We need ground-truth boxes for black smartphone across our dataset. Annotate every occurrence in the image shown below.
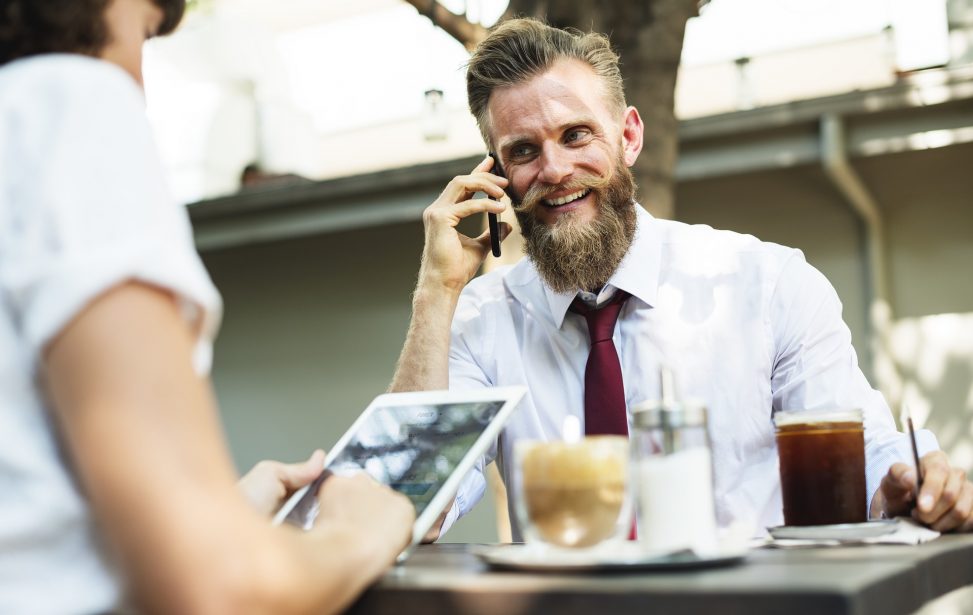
[487,152,503,258]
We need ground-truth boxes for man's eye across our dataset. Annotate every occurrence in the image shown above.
[510,144,534,158]
[565,128,591,143]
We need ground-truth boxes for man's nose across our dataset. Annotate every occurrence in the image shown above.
[536,145,573,186]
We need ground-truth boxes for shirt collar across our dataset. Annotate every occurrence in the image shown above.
[505,204,663,329]
[606,204,662,309]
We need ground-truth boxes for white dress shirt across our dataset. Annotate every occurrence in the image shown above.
[445,205,936,538]
[0,55,221,613]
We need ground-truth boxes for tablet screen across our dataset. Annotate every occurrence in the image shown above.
[280,399,506,529]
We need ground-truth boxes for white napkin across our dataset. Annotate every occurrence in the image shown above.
[761,518,940,548]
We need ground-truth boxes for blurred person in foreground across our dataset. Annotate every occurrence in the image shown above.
[0,1,413,613]
[390,18,973,538]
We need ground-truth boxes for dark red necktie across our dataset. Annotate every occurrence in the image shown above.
[571,291,631,436]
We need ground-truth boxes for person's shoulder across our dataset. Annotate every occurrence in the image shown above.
[456,260,541,322]
[655,217,798,266]
[461,263,518,304]
[452,262,530,342]
[0,55,153,171]
[0,54,142,113]
[1,53,137,89]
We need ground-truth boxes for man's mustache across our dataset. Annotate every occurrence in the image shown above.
[513,173,615,215]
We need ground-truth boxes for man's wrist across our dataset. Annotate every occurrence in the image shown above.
[413,275,465,306]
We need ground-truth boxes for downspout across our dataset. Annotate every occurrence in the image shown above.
[820,113,901,401]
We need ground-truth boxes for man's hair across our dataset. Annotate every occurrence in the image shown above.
[466,17,626,148]
[0,0,185,66]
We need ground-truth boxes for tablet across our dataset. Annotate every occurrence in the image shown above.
[272,386,526,553]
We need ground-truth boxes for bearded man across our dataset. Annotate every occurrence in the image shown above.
[390,18,973,538]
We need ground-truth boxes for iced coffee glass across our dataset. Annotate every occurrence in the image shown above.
[512,436,630,549]
[774,408,866,526]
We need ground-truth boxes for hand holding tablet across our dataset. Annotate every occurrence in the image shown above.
[273,387,526,558]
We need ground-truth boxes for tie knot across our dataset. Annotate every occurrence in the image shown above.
[571,291,631,344]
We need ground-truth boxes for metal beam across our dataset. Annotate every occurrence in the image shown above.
[677,97,973,181]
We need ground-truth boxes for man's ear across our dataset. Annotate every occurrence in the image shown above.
[621,106,644,167]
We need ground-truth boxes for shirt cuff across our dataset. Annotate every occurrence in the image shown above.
[436,466,486,539]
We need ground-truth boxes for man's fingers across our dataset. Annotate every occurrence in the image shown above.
[474,221,514,253]
[474,154,494,173]
[925,467,966,528]
[438,172,508,205]
[427,197,505,230]
[916,451,950,520]
[471,228,495,257]
[885,452,973,533]
[884,462,917,499]
[931,478,973,532]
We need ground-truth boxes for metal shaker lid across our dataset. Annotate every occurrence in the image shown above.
[632,401,708,429]
[631,367,708,429]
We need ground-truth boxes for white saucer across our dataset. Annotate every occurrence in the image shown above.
[767,520,898,541]
[474,542,748,572]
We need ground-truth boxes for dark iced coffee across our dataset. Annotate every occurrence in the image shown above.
[774,409,866,526]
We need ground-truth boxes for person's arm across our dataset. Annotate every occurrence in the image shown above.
[389,155,509,392]
[46,282,414,615]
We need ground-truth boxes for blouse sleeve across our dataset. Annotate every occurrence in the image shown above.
[0,58,221,373]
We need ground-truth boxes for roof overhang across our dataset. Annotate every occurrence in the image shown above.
[189,64,973,251]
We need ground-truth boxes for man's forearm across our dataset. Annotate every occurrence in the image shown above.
[389,282,462,392]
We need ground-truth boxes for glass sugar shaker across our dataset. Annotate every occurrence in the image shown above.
[630,367,718,554]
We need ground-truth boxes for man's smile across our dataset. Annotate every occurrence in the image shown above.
[543,188,591,208]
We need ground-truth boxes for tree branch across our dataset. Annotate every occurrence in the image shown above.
[401,0,489,51]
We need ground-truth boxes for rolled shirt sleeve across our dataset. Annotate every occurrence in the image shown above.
[435,455,487,538]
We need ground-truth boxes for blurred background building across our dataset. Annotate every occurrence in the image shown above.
[144,0,973,542]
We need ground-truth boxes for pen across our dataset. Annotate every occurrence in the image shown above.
[904,404,924,497]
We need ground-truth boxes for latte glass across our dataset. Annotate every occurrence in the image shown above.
[512,436,631,549]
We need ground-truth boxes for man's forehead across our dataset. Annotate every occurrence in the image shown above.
[487,61,607,147]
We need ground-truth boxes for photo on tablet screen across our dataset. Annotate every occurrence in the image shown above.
[329,401,504,516]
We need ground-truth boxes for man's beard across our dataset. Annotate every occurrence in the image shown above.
[513,154,638,294]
